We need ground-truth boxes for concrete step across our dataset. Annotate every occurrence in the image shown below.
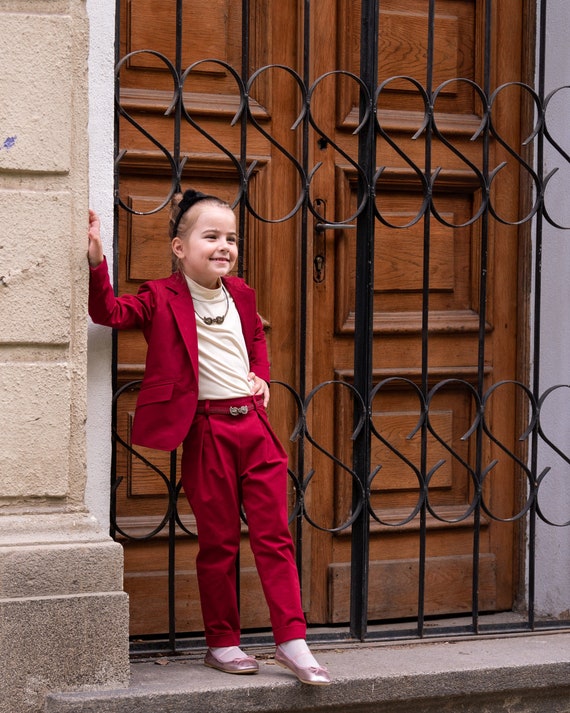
[45,632,570,713]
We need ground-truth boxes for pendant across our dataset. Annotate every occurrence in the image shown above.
[202,315,226,325]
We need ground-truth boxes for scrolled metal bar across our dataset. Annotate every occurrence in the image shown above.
[429,77,491,228]
[541,85,570,229]
[180,58,248,198]
[247,64,308,129]
[308,70,371,136]
[374,76,431,229]
[300,381,367,533]
[537,384,570,462]
[267,380,305,523]
[424,379,482,524]
[533,385,570,526]
[543,86,570,163]
[300,469,364,534]
[111,380,176,539]
[486,81,545,226]
[535,468,570,528]
[368,377,426,526]
[305,71,372,224]
[303,380,367,441]
[372,165,430,230]
[479,380,537,522]
[269,379,306,443]
[241,64,309,222]
[111,432,177,540]
[115,50,181,214]
[533,466,570,528]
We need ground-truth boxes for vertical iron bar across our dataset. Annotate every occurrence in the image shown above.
[470,0,494,636]
[350,0,379,641]
[295,0,312,580]
[528,0,548,632]
[173,0,183,191]
[235,0,253,625]
[166,0,185,652]
[168,449,178,652]
[237,0,251,277]
[417,0,436,639]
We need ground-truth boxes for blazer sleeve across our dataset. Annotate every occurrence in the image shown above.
[88,257,155,330]
[248,311,270,383]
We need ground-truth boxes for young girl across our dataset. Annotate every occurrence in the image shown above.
[87,189,331,685]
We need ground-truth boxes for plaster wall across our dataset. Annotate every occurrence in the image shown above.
[85,0,116,529]
[533,0,570,617]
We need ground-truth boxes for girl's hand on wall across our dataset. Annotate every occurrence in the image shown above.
[88,209,104,268]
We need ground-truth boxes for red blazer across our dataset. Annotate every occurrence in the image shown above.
[89,259,271,451]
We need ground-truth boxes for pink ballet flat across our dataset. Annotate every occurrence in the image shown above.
[204,648,259,675]
[275,645,332,685]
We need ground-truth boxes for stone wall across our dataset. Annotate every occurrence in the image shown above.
[0,2,129,712]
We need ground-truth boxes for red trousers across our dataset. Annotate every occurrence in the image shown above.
[180,395,307,647]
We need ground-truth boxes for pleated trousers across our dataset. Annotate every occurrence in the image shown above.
[180,395,307,647]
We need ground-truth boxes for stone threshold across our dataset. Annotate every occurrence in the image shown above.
[45,631,570,713]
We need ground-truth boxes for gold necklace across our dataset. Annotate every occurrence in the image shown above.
[194,286,229,325]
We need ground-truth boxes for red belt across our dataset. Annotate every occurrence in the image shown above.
[195,396,262,416]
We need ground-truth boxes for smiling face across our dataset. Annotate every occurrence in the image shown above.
[171,202,238,288]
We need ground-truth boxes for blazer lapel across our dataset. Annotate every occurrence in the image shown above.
[223,277,255,348]
[166,272,200,379]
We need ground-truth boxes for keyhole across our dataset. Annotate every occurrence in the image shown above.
[314,254,325,283]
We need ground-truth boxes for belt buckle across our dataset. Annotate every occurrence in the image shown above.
[229,405,249,416]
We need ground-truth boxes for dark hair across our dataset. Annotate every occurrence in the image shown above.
[169,189,229,239]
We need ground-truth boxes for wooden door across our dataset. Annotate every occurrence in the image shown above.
[305,0,525,625]
[115,0,527,637]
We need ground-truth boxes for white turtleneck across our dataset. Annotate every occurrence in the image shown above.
[184,274,253,400]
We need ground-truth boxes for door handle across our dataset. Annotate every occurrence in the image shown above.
[313,198,356,283]
[313,198,327,283]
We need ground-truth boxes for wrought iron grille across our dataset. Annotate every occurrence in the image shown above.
[112,0,570,654]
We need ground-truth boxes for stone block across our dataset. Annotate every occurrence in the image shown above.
[0,13,72,174]
[0,190,72,344]
[0,541,124,598]
[0,362,71,498]
[0,591,130,713]
[0,513,130,713]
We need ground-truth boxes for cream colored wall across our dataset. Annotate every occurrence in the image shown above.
[0,3,129,712]
[534,0,570,617]
[0,1,88,508]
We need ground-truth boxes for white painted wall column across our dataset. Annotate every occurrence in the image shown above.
[533,0,570,617]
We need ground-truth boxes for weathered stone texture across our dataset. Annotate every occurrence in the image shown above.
[0,13,72,173]
[0,190,73,343]
[0,3,130,713]
[0,362,72,498]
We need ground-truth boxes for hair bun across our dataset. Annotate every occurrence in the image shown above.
[172,189,219,236]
